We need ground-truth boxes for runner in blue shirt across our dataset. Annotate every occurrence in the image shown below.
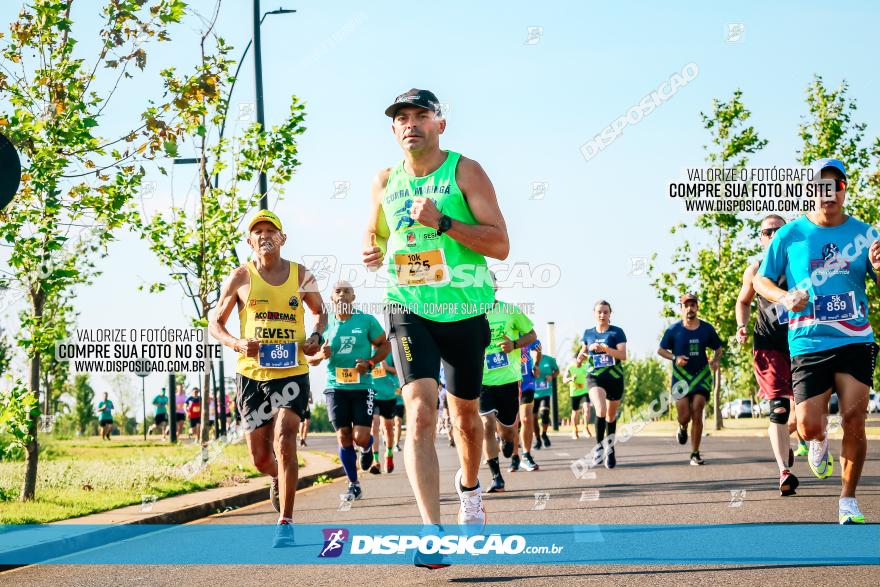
[754,158,880,524]
[512,339,542,472]
[658,293,722,465]
[577,300,628,468]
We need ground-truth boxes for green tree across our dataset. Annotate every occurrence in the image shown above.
[621,356,668,421]
[650,89,768,429]
[38,298,75,416]
[309,403,333,433]
[131,3,307,443]
[72,373,96,436]
[0,327,11,375]
[0,377,39,459]
[0,0,186,499]
[104,372,136,433]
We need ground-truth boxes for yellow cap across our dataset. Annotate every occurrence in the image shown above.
[247,209,283,232]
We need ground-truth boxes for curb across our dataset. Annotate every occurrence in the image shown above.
[127,463,344,525]
[0,462,344,570]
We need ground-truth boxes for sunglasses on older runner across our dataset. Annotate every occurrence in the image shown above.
[760,227,780,238]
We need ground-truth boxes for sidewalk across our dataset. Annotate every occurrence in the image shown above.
[0,451,343,568]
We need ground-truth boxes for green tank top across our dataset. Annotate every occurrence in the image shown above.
[382,150,493,322]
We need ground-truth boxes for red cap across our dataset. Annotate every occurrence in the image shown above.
[680,293,698,304]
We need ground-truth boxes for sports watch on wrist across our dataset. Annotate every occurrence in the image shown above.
[437,215,453,236]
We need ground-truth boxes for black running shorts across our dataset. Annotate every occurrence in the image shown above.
[374,398,396,419]
[385,303,490,401]
[532,395,551,414]
[791,343,878,404]
[325,388,374,429]
[587,375,625,401]
[571,394,589,411]
[236,372,309,430]
[478,381,520,427]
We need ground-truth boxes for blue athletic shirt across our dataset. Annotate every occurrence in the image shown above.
[659,320,721,393]
[758,215,877,356]
[520,339,541,391]
[581,325,627,379]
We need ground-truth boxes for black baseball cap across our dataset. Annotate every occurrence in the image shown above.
[385,88,441,118]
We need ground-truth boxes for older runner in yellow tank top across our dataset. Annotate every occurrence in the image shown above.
[210,210,327,547]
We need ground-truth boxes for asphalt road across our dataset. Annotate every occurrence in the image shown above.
[4,430,879,585]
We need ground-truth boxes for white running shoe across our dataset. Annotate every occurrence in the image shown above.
[808,438,833,479]
[454,468,486,530]
[839,497,865,524]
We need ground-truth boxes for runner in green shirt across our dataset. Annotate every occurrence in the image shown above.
[308,281,390,500]
[480,278,537,493]
[530,351,558,451]
[97,392,114,440]
[362,89,511,547]
[369,353,400,474]
[564,362,590,439]
[147,388,169,439]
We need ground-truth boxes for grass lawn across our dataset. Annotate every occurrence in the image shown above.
[0,435,303,525]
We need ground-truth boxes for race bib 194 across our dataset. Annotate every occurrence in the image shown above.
[258,343,298,369]
[336,367,361,384]
[394,249,449,286]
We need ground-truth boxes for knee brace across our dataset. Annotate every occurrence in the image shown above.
[540,411,550,426]
[769,397,790,425]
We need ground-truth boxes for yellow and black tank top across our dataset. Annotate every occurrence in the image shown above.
[237,261,308,380]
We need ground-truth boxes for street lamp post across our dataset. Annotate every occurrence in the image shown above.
[135,362,152,441]
[168,372,178,443]
[165,5,294,438]
[253,0,267,207]
[250,2,296,209]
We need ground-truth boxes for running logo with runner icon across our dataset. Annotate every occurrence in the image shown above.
[394,199,415,231]
[338,336,356,354]
[319,528,349,558]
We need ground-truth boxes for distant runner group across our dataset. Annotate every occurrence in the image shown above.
[196,85,877,560]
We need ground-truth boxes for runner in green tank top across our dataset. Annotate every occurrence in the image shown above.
[362,89,510,559]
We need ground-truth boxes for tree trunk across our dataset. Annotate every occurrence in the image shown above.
[713,367,724,430]
[21,294,44,501]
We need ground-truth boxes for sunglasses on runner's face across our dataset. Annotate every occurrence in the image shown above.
[760,227,780,238]
[818,178,847,192]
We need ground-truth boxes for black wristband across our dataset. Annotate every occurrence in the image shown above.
[310,332,324,345]
[513,340,519,350]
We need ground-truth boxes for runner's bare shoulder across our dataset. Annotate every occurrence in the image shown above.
[455,155,486,181]
[227,264,251,308]
[372,167,392,194]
